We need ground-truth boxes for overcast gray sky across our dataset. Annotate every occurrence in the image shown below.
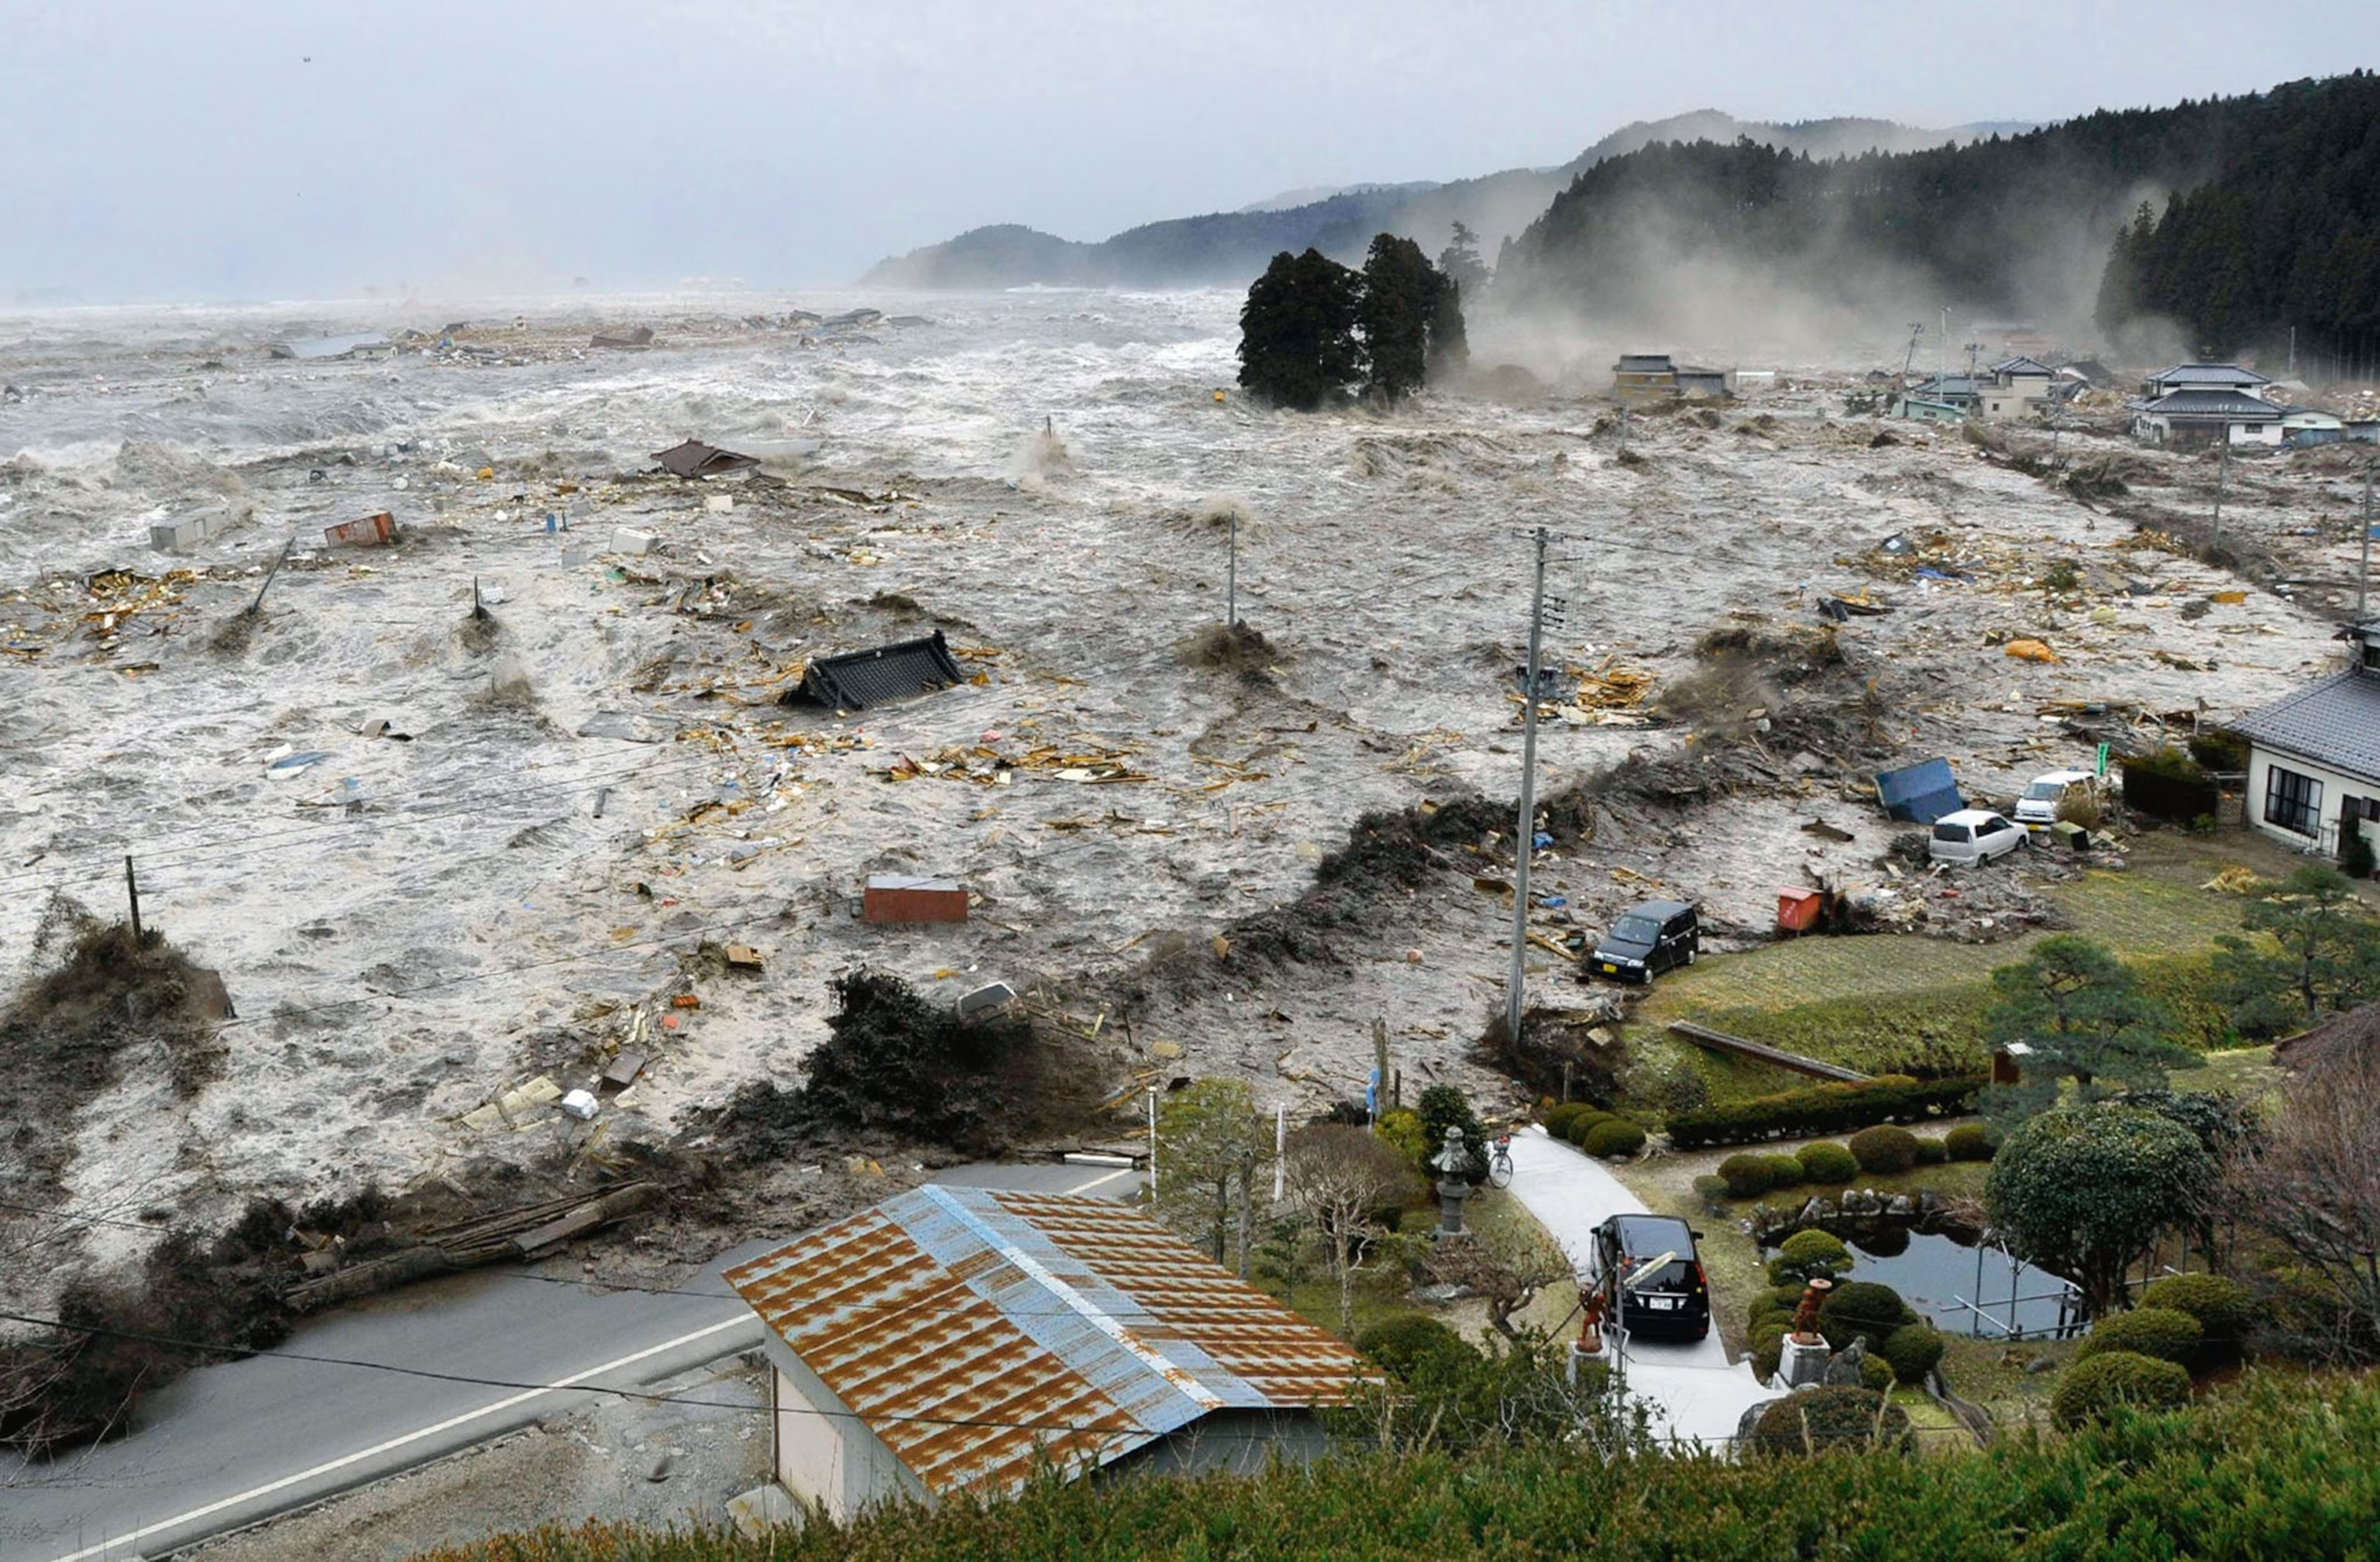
[4,0,2374,303]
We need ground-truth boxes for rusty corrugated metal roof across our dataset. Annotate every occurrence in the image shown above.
[723,1185,1366,1498]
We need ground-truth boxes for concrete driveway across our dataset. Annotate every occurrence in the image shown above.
[1503,1127,1779,1450]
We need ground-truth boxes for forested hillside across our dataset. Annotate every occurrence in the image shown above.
[1500,73,2380,364]
[860,113,2009,291]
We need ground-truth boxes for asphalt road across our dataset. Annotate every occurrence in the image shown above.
[0,1161,1144,1562]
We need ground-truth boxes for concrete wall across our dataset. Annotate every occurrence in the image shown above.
[766,1347,927,1522]
[2247,744,2380,858]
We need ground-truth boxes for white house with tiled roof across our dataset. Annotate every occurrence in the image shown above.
[2229,623,2380,858]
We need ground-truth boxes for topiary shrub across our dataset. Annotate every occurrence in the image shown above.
[1581,1118,1648,1159]
[1354,1314,1478,1380]
[1718,1153,1776,1199]
[1849,1123,1921,1174]
[1796,1141,1859,1184]
[1819,1280,1917,1350]
[2051,1349,2193,1428]
[1860,1353,1898,1392]
[1945,1123,1997,1161]
[1750,1385,1913,1455]
[2139,1274,2254,1358]
[2079,1306,2203,1368]
[1751,1334,1786,1385]
[1880,1323,1947,1385]
[1764,1154,1807,1189]
[1691,1174,1730,1204]
[1913,1136,1949,1165]
[1543,1102,1598,1139]
[1767,1229,1853,1287]
[1563,1110,1615,1147]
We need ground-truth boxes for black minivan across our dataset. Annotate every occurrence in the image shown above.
[1590,1213,1712,1343]
[1591,900,1699,983]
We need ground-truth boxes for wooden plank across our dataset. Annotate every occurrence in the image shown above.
[1666,1020,1871,1082]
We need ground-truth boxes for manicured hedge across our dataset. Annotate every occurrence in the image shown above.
[2139,1274,2254,1355]
[1718,1153,1777,1199]
[1849,1124,1921,1173]
[2081,1308,2203,1368]
[1581,1119,1648,1158]
[1749,1385,1913,1455]
[1945,1123,1998,1161]
[1881,1323,1948,1385]
[1796,1141,1859,1183]
[2053,1349,2193,1427]
[1667,1074,1987,1149]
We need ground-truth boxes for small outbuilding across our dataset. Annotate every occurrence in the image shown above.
[725,1185,1368,1521]
[652,438,760,480]
[1612,353,1677,400]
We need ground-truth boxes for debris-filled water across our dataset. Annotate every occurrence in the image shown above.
[0,290,2364,1309]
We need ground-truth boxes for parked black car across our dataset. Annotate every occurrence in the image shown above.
[1590,900,1700,983]
[1589,1213,1711,1343]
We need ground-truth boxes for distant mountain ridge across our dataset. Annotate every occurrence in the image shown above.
[860,111,2035,290]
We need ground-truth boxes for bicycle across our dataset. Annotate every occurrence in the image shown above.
[1486,1133,1515,1189]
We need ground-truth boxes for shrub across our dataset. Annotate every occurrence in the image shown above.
[1354,1314,1477,1380]
[1666,1074,1986,1149]
[1881,1323,1948,1385]
[1914,1136,1949,1165]
[1945,1123,1997,1161]
[1690,1173,1730,1204]
[1796,1141,1859,1183]
[1543,1101,1598,1139]
[2052,1350,2193,1428]
[1580,1119,1647,1159]
[1750,1335,1786,1385]
[1819,1280,1917,1350]
[1416,1085,1488,1178]
[1763,1154,1807,1189]
[1860,1353,1898,1392]
[1749,1385,1913,1455]
[1375,1107,1428,1162]
[2138,1274,2254,1355]
[1767,1229,1852,1287]
[1849,1123,1921,1174]
[2080,1307,2203,1368]
[1717,1153,1776,1199]
[1563,1110,1614,1147]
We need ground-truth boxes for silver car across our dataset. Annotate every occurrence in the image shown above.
[1928,809,2027,865]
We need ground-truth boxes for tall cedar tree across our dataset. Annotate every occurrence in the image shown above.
[1237,248,1362,410]
[1359,235,1435,402]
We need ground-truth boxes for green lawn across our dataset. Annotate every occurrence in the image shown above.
[1629,839,2266,1095]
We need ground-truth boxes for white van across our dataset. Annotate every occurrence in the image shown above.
[2014,769,2103,831]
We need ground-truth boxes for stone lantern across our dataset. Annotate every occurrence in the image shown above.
[1429,1127,1475,1237]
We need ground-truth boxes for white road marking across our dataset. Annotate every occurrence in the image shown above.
[40,1312,761,1562]
[1061,1166,1136,1196]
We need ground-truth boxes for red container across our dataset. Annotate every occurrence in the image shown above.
[863,875,968,924]
[325,511,395,548]
[1776,888,1822,933]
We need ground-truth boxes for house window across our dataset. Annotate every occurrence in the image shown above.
[2265,766,2323,838]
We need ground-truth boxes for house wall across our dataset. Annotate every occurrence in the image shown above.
[2246,745,2380,858]
[767,1348,928,1522]
[2228,421,2285,447]
[1100,1409,1334,1483]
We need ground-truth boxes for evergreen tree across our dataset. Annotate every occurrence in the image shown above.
[1236,248,1362,411]
[1982,934,2200,1126]
[1427,274,1469,381]
[1359,233,1436,402]
[1437,221,1489,297]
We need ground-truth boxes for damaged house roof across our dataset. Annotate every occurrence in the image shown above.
[788,628,965,710]
[652,439,760,480]
[723,1185,1367,1502]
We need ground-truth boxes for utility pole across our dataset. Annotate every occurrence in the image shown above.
[2212,435,2230,553]
[1903,323,1922,384]
[1939,306,1950,389]
[1505,528,1550,1043]
[2360,462,2374,622]
[1146,1086,1159,1196]
[124,855,143,941]
[1226,509,1238,629]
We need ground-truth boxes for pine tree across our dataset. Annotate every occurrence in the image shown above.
[1437,221,1489,297]
[1236,248,1362,411]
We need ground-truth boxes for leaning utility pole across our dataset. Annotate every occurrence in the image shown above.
[1505,528,1550,1043]
[1226,508,1239,628]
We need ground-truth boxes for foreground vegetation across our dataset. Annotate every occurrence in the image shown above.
[416,1373,2380,1560]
